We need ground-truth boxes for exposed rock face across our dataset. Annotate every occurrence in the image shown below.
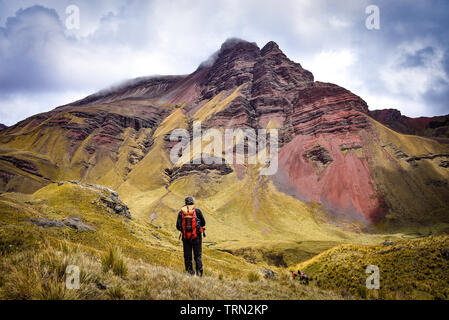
[0,156,42,177]
[165,162,233,182]
[260,268,277,279]
[59,181,132,219]
[370,109,449,141]
[0,124,7,131]
[441,248,449,260]
[56,108,169,156]
[304,146,333,165]
[30,217,94,231]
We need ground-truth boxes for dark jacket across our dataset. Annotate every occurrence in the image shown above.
[176,207,206,235]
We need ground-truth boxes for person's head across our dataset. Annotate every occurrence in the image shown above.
[185,196,194,205]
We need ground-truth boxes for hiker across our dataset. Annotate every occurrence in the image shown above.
[297,269,309,285]
[291,270,297,280]
[176,196,206,277]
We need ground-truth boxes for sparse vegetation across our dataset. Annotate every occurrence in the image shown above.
[0,168,447,300]
[247,271,260,283]
[101,247,128,277]
[0,241,343,300]
[298,236,449,300]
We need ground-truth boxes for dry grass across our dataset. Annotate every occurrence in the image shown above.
[247,271,260,283]
[101,247,128,277]
[297,235,449,300]
[0,241,344,300]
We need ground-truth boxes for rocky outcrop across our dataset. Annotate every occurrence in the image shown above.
[260,268,277,279]
[370,109,449,140]
[441,248,449,260]
[61,108,170,155]
[0,156,43,178]
[304,146,333,165]
[58,180,132,219]
[200,40,260,98]
[405,153,449,163]
[30,217,94,231]
[165,161,233,182]
[0,124,7,131]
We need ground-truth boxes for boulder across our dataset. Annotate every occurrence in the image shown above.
[441,248,449,260]
[260,268,277,279]
[30,217,93,231]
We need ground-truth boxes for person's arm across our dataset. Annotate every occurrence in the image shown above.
[176,212,182,231]
[196,208,206,227]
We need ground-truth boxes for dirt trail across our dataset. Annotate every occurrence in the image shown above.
[150,190,171,223]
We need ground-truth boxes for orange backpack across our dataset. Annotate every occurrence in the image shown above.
[181,205,199,240]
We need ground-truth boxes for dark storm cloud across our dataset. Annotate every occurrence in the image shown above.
[0,5,66,93]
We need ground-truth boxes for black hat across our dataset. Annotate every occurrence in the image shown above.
[185,196,194,205]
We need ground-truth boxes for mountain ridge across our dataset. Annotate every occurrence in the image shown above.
[0,39,448,231]
[369,108,449,143]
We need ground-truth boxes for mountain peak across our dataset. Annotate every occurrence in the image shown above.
[198,38,259,70]
[219,38,259,52]
[261,41,282,55]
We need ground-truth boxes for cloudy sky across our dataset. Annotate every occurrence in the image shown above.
[0,0,448,126]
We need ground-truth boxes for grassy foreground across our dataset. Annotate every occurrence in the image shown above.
[0,182,345,300]
[1,180,448,300]
[297,235,449,300]
[0,241,343,300]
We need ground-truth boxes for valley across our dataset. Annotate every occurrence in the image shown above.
[1,39,448,300]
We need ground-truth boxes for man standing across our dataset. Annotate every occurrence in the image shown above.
[176,196,206,276]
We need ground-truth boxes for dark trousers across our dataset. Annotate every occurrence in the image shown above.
[182,236,203,276]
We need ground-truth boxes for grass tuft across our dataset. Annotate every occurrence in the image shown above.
[101,247,128,278]
[247,271,260,283]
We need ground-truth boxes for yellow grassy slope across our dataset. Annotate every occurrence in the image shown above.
[364,118,449,230]
[297,235,449,300]
[0,182,346,300]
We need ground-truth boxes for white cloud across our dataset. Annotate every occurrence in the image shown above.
[0,90,89,125]
[303,49,362,88]
[329,16,352,29]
